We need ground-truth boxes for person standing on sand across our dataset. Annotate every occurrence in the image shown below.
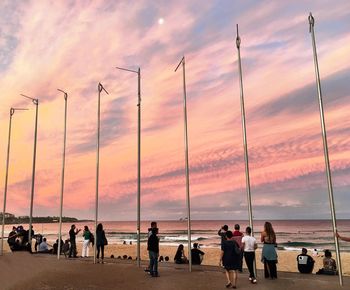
[82,225,91,257]
[261,222,278,279]
[220,231,241,289]
[96,223,107,263]
[68,224,81,258]
[242,226,257,283]
[147,227,160,277]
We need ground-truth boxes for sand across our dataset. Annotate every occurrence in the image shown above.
[3,242,350,275]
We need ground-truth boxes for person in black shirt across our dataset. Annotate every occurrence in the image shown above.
[147,227,159,277]
[7,226,17,251]
[297,248,315,274]
[191,243,205,265]
[68,224,81,258]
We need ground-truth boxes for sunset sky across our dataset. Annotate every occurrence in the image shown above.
[0,0,349,221]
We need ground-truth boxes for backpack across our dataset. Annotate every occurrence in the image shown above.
[89,233,94,246]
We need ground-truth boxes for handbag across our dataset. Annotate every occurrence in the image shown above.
[103,237,108,246]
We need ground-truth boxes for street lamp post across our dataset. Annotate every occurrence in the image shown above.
[115,66,142,267]
[1,107,28,255]
[308,13,343,286]
[21,94,39,249]
[57,89,68,260]
[94,83,109,264]
[175,56,192,272]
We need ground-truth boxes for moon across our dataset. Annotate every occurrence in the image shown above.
[158,18,164,25]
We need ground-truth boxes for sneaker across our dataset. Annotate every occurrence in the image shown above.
[252,279,257,284]
[249,277,253,281]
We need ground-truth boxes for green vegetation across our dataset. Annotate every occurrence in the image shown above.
[0,212,85,224]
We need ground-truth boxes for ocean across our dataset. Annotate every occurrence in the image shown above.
[3,219,350,252]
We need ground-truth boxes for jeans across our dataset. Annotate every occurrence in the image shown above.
[97,244,104,260]
[149,251,159,276]
[69,241,77,257]
[244,251,255,278]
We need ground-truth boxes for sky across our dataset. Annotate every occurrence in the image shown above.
[0,0,349,222]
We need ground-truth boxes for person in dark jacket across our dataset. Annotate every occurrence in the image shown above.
[147,227,159,277]
[68,224,81,258]
[96,223,107,263]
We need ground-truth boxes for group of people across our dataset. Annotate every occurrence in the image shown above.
[7,221,350,285]
[218,222,280,288]
[68,224,107,263]
[7,225,33,252]
[297,247,338,275]
[295,230,350,276]
[7,223,107,263]
[218,223,261,288]
[146,221,207,278]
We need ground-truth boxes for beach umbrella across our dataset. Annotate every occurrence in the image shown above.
[115,66,142,267]
[94,83,109,264]
[57,89,68,260]
[236,24,256,276]
[1,108,28,255]
[21,94,39,249]
[175,56,192,272]
[308,13,343,286]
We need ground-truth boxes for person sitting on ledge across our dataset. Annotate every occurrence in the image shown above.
[38,238,52,253]
[316,249,337,275]
[174,244,188,264]
[297,248,315,274]
[191,243,205,265]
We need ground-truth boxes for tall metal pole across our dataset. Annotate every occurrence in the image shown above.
[175,56,192,272]
[21,94,39,249]
[308,13,343,286]
[57,89,68,260]
[236,24,254,232]
[236,24,256,277]
[115,66,142,266]
[136,67,141,267]
[1,108,27,255]
[1,109,14,255]
[94,83,109,264]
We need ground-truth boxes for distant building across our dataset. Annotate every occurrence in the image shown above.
[0,212,15,218]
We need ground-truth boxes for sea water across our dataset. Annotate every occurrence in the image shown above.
[3,219,350,252]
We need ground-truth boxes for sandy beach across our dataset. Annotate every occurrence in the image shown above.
[2,242,350,275]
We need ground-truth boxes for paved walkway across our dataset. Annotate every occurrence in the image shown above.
[1,253,348,290]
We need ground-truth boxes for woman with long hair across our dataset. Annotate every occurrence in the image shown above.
[96,223,107,263]
[82,225,91,257]
[174,244,188,264]
[261,222,277,279]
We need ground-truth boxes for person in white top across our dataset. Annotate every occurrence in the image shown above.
[242,226,257,284]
